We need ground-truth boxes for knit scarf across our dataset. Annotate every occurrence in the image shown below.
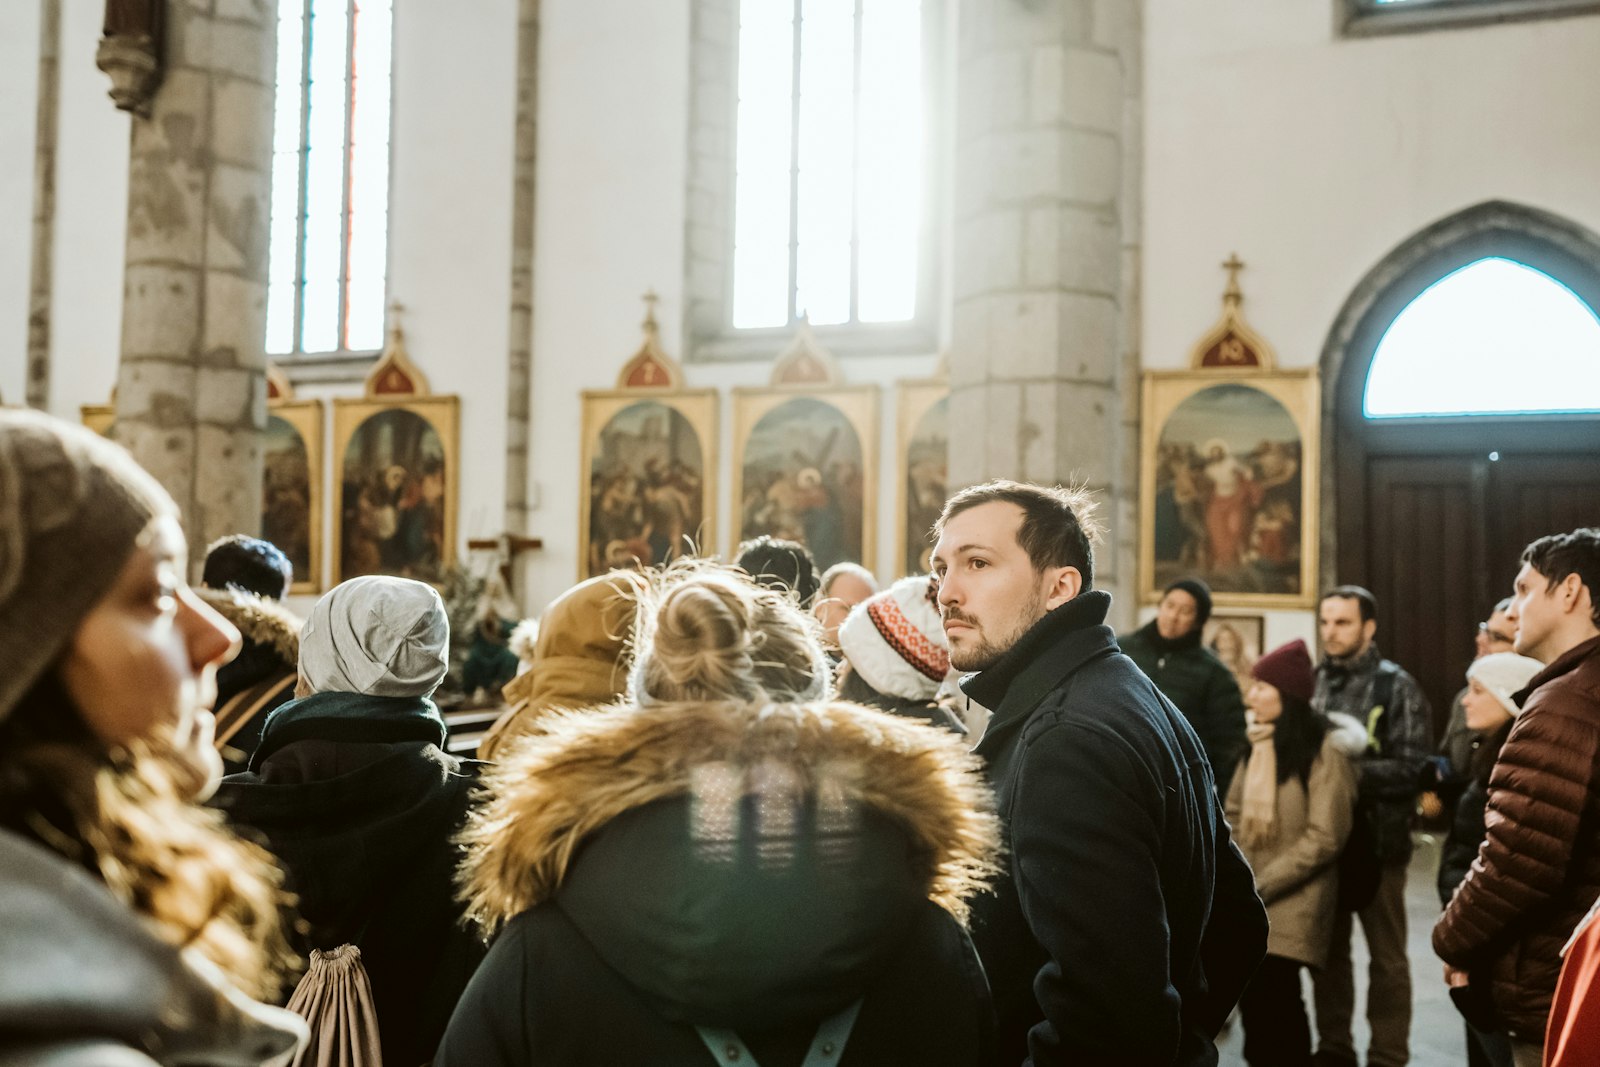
[1239,720,1278,849]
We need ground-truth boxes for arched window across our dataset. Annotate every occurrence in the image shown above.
[266,0,393,357]
[1363,257,1600,418]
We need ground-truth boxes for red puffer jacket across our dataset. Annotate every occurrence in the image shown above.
[1433,635,1600,1038]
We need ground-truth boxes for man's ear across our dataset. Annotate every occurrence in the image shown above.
[1044,566,1083,611]
[1560,572,1590,615]
[1361,617,1377,644]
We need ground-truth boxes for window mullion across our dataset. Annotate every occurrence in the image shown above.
[787,0,803,326]
[848,0,863,326]
[337,0,358,351]
[293,0,314,354]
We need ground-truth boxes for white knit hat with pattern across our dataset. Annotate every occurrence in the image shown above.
[837,575,950,702]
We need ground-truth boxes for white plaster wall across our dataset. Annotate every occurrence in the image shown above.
[1143,2,1600,372]
[386,0,518,555]
[0,1,41,406]
[48,0,130,418]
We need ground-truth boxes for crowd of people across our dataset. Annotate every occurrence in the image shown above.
[2,406,1598,1067]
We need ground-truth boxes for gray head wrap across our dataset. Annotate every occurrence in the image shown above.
[299,576,450,698]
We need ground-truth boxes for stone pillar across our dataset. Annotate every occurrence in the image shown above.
[504,0,539,535]
[26,0,61,410]
[113,0,275,571]
[948,0,1141,621]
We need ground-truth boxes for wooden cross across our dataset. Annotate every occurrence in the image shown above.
[465,533,545,600]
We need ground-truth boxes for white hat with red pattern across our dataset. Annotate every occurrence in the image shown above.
[837,575,951,702]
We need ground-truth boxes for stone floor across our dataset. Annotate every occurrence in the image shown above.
[1218,833,1467,1067]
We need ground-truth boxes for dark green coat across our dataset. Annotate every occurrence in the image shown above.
[1119,621,1249,794]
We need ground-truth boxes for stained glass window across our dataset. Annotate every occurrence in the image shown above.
[1364,257,1600,418]
[732,0,924,331]
[267,0,393,356]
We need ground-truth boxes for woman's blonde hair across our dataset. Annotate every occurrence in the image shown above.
[0,674,297,1000]
[629,560,830,706]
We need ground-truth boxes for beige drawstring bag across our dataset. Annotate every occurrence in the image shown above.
[285,944,383,1067]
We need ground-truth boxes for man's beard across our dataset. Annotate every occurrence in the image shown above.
[946,587,1048,672]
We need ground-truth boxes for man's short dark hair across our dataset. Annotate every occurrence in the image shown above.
[934,480,1101,588]
[202,535,293,599]
[1522,528,1600,627]
[1321,584,1377,623]
[734,536,821,607]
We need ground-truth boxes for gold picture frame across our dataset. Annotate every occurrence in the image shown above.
[263,398,325,595]
[896,379,948,576]
[579,389,719,579]
[731,385,880,572]
[1141,369,1320,608]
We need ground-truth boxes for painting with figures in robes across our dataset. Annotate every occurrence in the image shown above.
[583,398,710,577]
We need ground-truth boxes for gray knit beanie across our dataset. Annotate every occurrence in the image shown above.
[299,575,451,698]
[0,409,177,723]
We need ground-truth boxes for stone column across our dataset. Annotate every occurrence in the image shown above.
[113,0,275,571]
[947,0,1141,620]
[26,0,61,410]
[504,0,539,534]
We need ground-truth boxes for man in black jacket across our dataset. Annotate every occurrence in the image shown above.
[931,480,1267,1066]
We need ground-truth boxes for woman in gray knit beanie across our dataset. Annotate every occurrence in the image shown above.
[0,409,307,1065]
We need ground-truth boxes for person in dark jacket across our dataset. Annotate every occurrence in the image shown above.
[836,574,966,734]
[1435,651,1542,1067]
[1435,529,1600,1067]
[1119,577,1248,793]
[200,535,302,774]
[438,563,1000,1066]
[930,480,1267,1066]
[1309,584,1433,1067]
[215,574,486,1067]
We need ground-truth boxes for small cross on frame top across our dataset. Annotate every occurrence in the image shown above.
[1221,254,1245,305]
[641,290,660,331]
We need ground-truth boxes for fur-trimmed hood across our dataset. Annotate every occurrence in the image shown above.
[198,586,301,666]
[458,699,1000,1028]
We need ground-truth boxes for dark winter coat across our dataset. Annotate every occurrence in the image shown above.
[1434,635,1600,1039]
[1436,719,1513,905]
[1119,621,1249,794]
[213,690,486,1067]
[837,664,967,734]
[1312,643,1433,863]
[438,699,1002,1067]
[962,590,1269,1066]
[199,587,301,775]
[0,828,306,1066]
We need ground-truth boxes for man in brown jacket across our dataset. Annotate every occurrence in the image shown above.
[1434,527,1600,1067]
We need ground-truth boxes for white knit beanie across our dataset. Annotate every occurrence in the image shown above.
[837,575,950,702]
[299,575,450,698]
[1466,652,1546,717]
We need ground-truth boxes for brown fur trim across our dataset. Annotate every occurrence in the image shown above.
[197,587,301,665]
[457,700,1002,936]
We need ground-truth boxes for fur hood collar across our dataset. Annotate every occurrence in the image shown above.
[458,699,1002,937]
[198,586,301,664]
[1325,711,1369,758]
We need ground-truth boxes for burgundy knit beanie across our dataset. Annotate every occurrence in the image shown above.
[0,410,177,723]
[1251,638,1316,704]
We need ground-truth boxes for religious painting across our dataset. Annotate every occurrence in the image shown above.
[262,399,323,594]
[1140,373,1319,608]
[81,402,115,437]
[331,397,460,584]
[579,390,717,578]
[1203,612,1264,698]
[897,381,948,576]
[732,387,879,572]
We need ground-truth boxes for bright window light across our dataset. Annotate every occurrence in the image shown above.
[1364,257,1600,418]
[267,0,393,356]
[732,0,923,331]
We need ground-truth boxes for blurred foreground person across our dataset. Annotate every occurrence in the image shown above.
[0,409,305,1065]
[439,564,1000,1065]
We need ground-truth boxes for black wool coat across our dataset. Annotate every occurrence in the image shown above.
[963,591,1268,1067]
[1118,622,1249,795]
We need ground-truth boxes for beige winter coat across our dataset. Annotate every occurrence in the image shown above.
[1225,714,1363,968]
